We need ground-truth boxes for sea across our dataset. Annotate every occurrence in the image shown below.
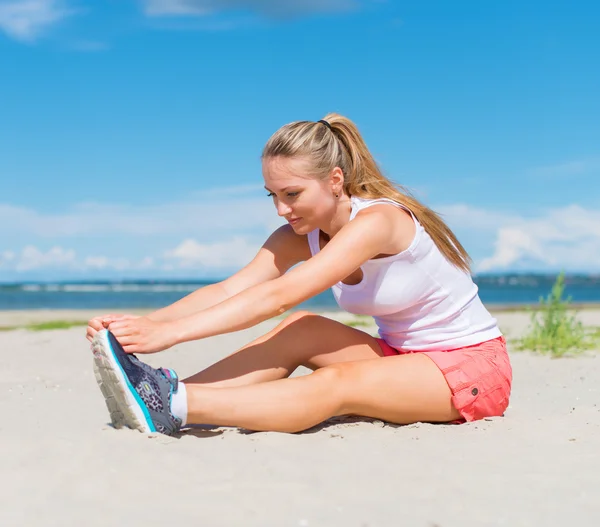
[0,274,599,311]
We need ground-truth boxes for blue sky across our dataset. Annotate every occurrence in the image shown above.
[0,0,599,281]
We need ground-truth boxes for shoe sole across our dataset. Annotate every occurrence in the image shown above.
[92,358,127,429]
[92,330,156,434]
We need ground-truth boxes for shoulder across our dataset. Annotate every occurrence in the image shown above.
[263,224,312,265]
[352,201,416,254]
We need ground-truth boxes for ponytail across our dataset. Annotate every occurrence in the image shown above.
[262,113,472,274]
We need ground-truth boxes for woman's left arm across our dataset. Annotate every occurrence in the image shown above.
[109,210,394,353]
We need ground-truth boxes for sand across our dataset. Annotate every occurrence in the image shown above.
[1,308,599,526]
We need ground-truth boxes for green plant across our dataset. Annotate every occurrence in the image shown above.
[0,320,87,332]
[26,320,87,331]
[344,315,373,328]
[516,272,596,357]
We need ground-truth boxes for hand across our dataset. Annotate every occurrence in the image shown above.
[107,316,178,354]
[86,313,139,344]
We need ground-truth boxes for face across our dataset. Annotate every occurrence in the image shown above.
[262,156,339,234]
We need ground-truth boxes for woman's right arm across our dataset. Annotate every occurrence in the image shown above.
[146,281,229,323]
[86,225,309,341]
[151,224,309,322]
[85,283,227,343]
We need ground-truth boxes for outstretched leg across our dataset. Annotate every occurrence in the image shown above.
[183,311,386,387]
[185,353,461,433]
[92,329,461,435]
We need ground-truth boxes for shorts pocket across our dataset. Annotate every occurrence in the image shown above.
[452,384,509,422]
[448,352,511,422]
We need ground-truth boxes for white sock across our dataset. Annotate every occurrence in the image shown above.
[170,381,188,426]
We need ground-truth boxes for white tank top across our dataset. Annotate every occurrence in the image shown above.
[307,196,502,351]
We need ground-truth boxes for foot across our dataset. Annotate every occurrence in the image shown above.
[92,329,183,435]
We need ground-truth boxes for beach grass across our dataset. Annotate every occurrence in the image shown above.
[515,272,600,356]
[0,320,88,332]
[343,315,373,328]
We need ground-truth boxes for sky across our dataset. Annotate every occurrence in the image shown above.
[0,0,599,282]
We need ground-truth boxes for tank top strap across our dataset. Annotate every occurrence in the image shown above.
[306,228,321,257]
[350,196,418,223]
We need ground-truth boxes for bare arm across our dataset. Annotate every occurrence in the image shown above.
[105,224,312,351]
[86,281,231,343]
[148,224,309,324]
[147,282,229,323]
[171,209,398,344]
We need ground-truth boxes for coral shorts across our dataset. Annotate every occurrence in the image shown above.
[377,336,512,422]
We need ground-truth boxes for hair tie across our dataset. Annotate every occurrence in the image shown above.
[317,119,332,131]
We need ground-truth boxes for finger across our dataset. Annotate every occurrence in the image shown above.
[107,318,138,328]
[101,313,125,320]
[123,344,152,354]
[102,313,134,322]
[107,321,128,331]
[108,328,133,341]
[89,320,104,331]
[114,336,138,347]
[90,313,119,323]
[103,314,139,327]
[91,315,120,331]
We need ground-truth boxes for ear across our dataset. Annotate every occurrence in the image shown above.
[329,166,345,194]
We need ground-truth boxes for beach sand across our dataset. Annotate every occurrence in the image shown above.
[1,308,599,526]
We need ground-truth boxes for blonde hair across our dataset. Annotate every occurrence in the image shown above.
[262,112,472,274]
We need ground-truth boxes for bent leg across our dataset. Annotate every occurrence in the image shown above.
[183,311,385,387]
[185,353,461,433]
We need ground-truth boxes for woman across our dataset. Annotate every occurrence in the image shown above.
[87,113,512,436]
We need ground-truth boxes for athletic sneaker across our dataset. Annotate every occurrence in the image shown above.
[92,329,183,435]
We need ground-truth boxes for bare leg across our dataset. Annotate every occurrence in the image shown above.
[185,353,461,433]
[183,311,385,387]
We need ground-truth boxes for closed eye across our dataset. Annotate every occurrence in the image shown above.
[266,192,300,198]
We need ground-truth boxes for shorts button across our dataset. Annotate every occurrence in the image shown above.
[471,387,479,396]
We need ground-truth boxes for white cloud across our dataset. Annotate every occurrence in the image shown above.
[436,204,515,231]
[83,256,109,269]
[139,256,155,269]
[0,192,282,239]
[439,203,600,273]
[0,235,260,275]
[12,245,77,271]
[164,236,261,268]
[142,0,357,18]
[1,189,598,277]
[2,250,15,259]
[0,185,284,278]
[477,228,545,272]
[0,246,124,273]
[0,0,74,42]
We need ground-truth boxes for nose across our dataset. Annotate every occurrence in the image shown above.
[275,199,292,217]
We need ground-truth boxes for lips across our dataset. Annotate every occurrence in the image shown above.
[288,218,302,225]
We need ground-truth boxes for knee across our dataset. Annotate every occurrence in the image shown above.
[312,362,352,386]
[310,363,354,409]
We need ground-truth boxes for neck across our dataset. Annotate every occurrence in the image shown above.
[321,195,352,240]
